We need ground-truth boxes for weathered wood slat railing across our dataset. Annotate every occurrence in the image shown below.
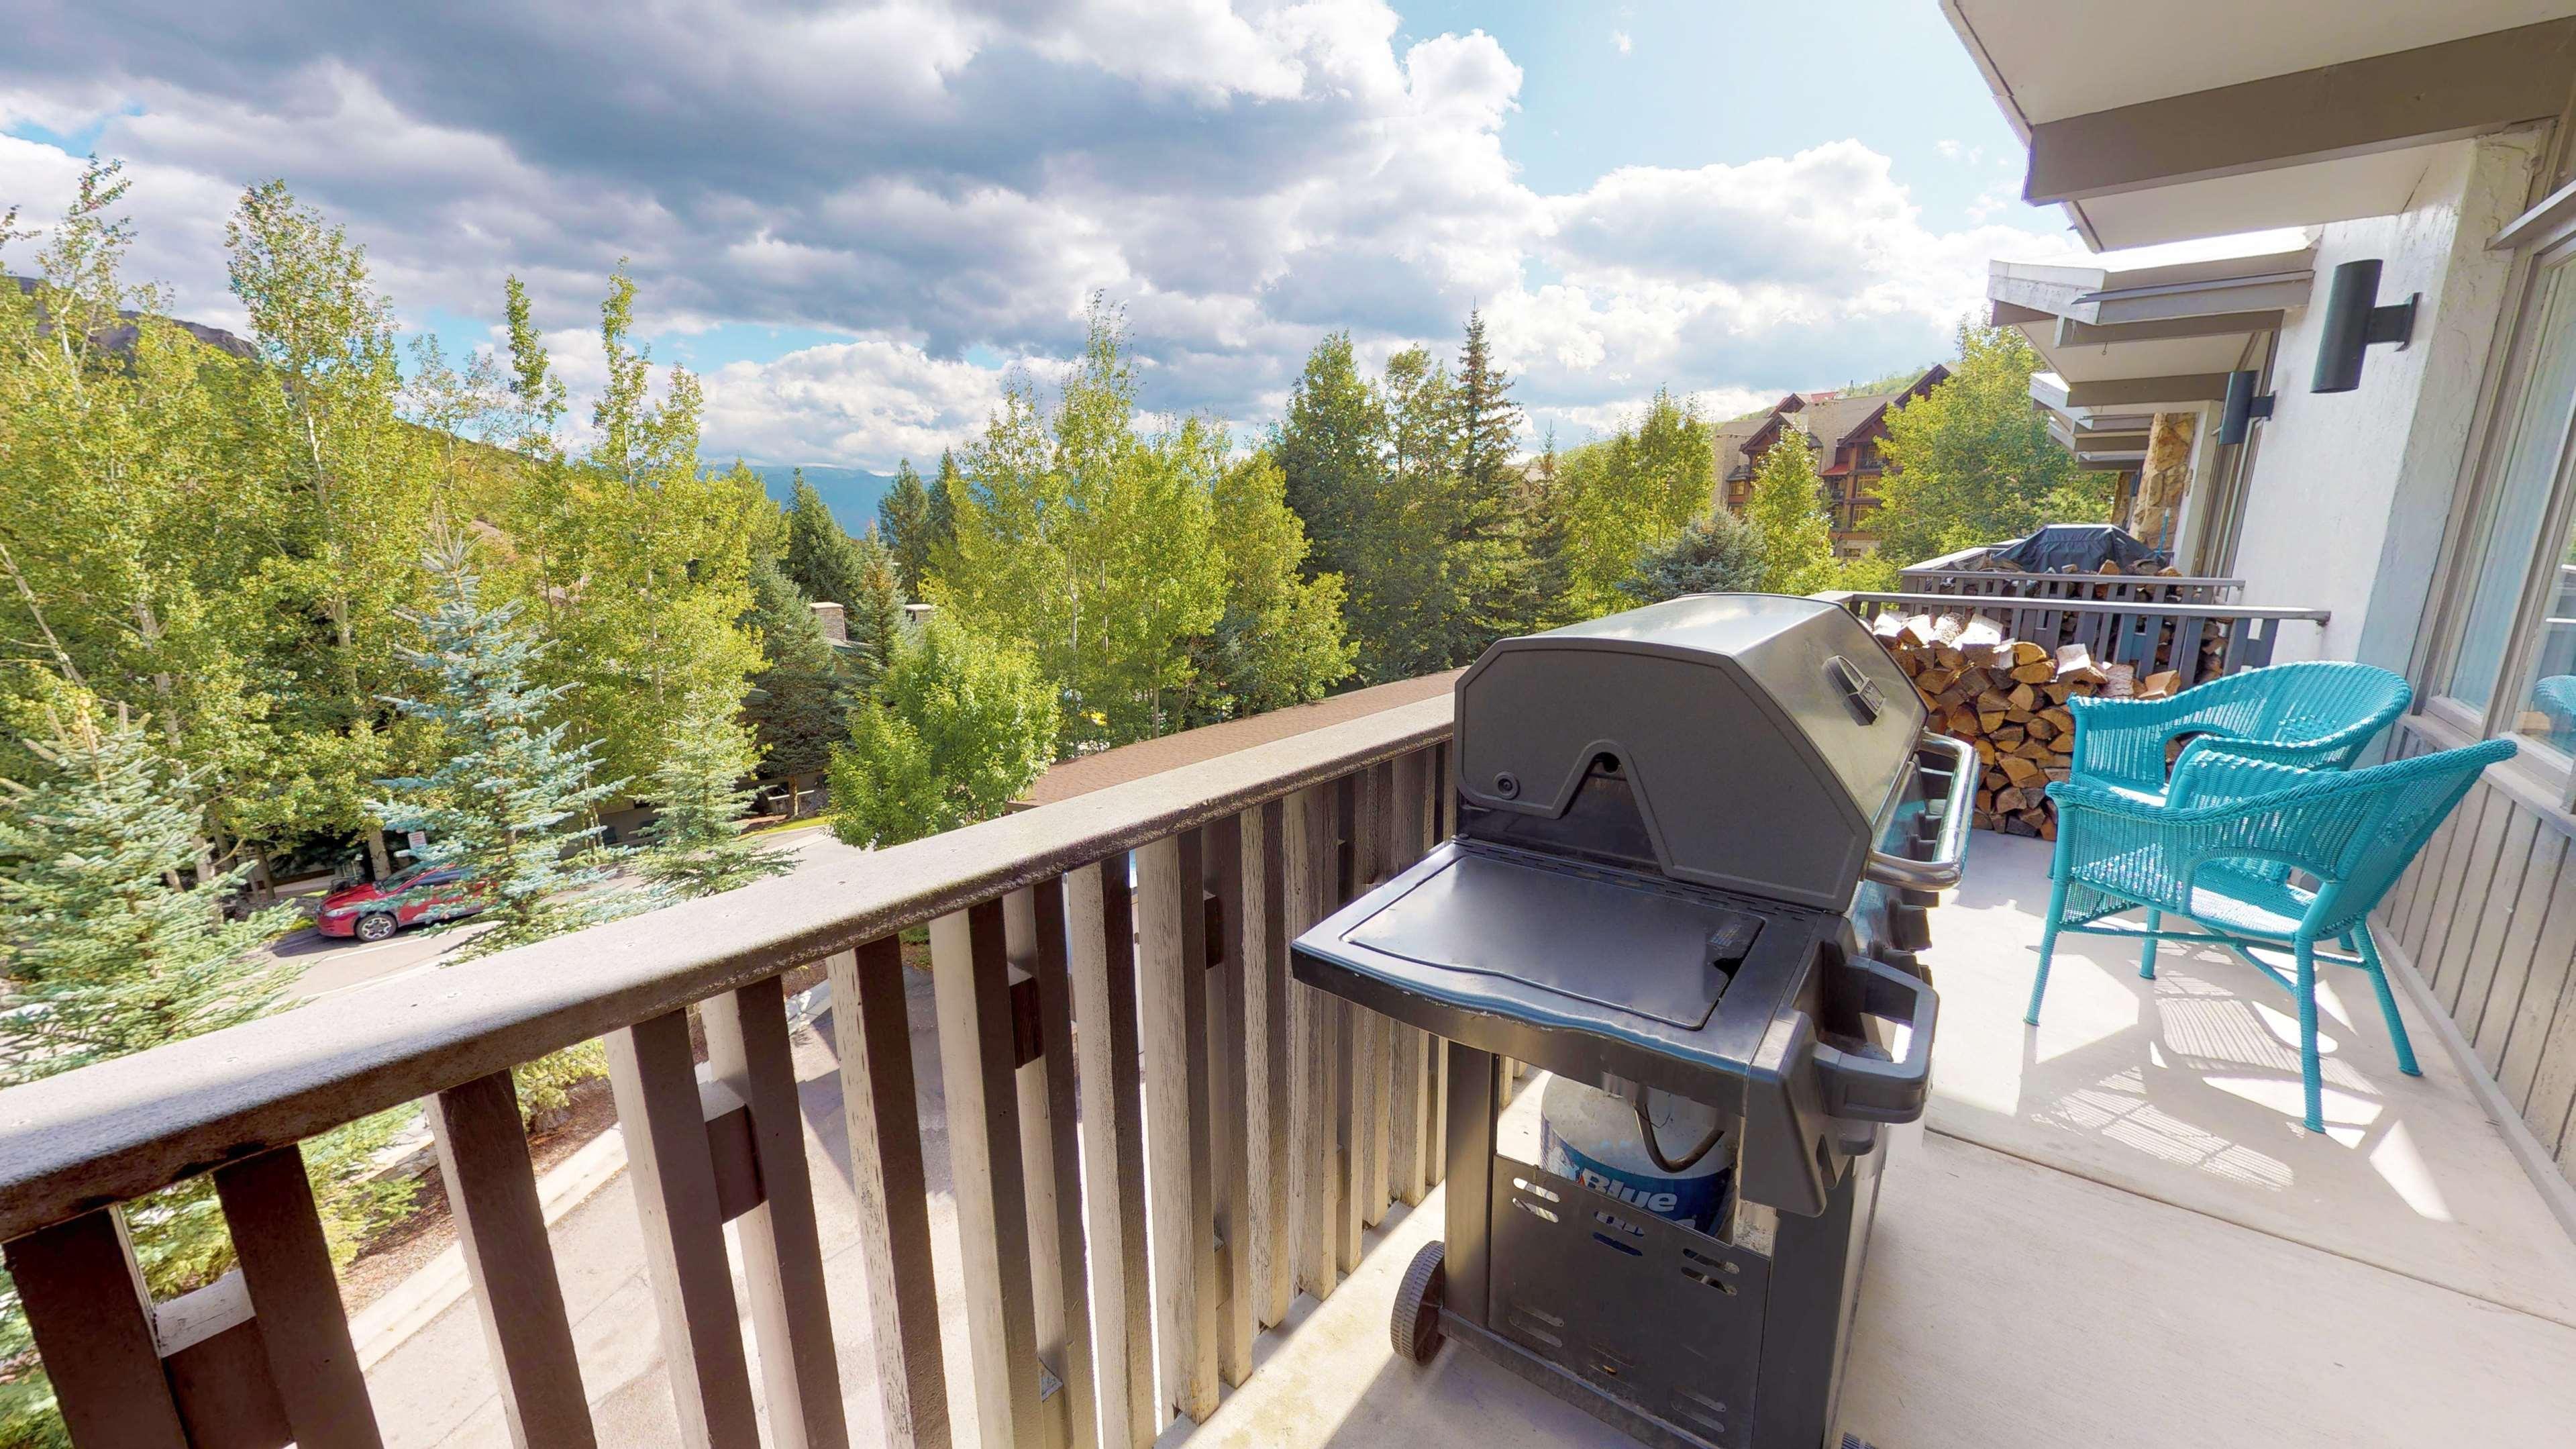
[0,696,1457,1449]
[1825,590,2330,688]
[1895,564,2246,609]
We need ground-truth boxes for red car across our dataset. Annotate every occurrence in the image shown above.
[315,864,487,942]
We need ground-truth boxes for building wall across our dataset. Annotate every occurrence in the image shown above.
[2228,132,2540,664]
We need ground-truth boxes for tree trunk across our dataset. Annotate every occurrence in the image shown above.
[366,825,394,880]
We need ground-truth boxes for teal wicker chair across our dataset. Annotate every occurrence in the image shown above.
[2066,661,2410,805]
[2025,736,2514,1132]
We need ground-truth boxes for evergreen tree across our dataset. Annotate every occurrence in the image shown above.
[1743,436,1839,594]
[843,533,910,690]
[740,560,852,787]
[926,449,962,570]
[828,617,1057,848]
[1447,310,1532,646]
[784,470,874,606]
[877,458,934,598]
[639,685,791,897]
[1619,509,1769,605]
[1873,323,2107,566]
[1274,332,1385,583]
[0,693,294,1082]
[370,540,635,958]
[0,689,408,1448]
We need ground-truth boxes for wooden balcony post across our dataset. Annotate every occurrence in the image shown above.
[1030,876,1099,1449]
[929,901,1045,1448]
[1251,799,1295,1328]
[427,1070,597,1449]
[607,1009,761,1449]
[827,940,952,1449]
[1,1207,188,1448]
[212,1146,384,1449]
[702,974,849,1449]
[1210,811,1258,1383]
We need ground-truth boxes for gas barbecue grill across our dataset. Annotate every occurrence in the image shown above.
[1291,593,1971,1449]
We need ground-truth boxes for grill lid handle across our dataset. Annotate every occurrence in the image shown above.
[1864,731,1975,891]
[1812,957,1939,1125]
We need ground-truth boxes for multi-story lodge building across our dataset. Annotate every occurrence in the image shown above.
[1714,365,1949,555]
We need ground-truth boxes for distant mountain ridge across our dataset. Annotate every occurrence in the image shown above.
[745,464,898,536]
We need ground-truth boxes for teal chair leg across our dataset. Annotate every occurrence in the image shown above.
[2026,875,2070,1026]
[2355,923,2421,1078]
[2295,937,2324,1133]
[2139,909,2161,981]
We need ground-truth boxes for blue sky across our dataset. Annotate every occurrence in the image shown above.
[0,1,2077,468]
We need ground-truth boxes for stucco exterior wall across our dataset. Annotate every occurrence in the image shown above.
[2227,132,2540,668]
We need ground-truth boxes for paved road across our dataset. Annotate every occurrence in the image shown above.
[276,824,855,1003]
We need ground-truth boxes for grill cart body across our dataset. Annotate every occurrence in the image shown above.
[1292,595,1971,1449]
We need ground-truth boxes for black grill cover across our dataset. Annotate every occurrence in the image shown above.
[1986,523,2166,574]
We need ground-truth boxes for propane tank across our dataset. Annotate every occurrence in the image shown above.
[1540,1075,1731,1234]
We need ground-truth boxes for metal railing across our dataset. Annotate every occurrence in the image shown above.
[1894,564,2245,608]
[0,697,1457,1449]
[1824,591,2330,687]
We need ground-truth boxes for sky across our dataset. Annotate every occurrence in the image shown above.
[0,0,2089,471]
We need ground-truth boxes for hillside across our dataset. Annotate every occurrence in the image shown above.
[746,464,898,535]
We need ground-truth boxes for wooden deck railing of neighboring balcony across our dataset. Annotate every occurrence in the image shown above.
[1824,590,2330,688]
[0,695,1459,1449]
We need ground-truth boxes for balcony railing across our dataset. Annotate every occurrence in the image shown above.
[0,695,1455,1449]
[1895,562,2246,608]
[1823,590,2329,687]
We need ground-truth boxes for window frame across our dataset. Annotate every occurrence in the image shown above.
[2425,223,2576,800]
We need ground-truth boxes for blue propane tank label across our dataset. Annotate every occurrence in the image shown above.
[1543,1130,1730,1235]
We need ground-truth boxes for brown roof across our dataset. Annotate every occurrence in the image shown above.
[1015,670,1463,807]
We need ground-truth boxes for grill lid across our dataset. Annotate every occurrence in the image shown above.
[1453,593,1923,911]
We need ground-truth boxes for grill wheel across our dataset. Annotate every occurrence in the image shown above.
[1391,1240,1446,1364]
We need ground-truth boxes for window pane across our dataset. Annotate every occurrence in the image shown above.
[2449,266,2576,712]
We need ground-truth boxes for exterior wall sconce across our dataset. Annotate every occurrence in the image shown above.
[2311,258,2417,393]
[2218,368,2274,444]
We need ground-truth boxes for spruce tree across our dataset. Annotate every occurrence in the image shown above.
[927,450,962,568]
[1619,509,1769,604]
[877,458,934,599]
[740,560,853,787]
[639,686,790,897]
[1451,309,1526,532]
[0,693,294,1083]
[0,690,409,1446]
[370,540,635,958]
[844,534,910,691]
[783,471,874,607]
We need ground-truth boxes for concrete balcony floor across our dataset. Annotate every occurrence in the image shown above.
[363,835,2576,1448]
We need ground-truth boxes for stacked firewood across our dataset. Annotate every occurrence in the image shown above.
[1869,611,2183,838]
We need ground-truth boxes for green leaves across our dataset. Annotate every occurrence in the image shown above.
[933,297,1240,749]
[1550,387,1716,615]
[1872,322,2108,566]
[1743,434,1839,594]
[828,616,1055,848]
